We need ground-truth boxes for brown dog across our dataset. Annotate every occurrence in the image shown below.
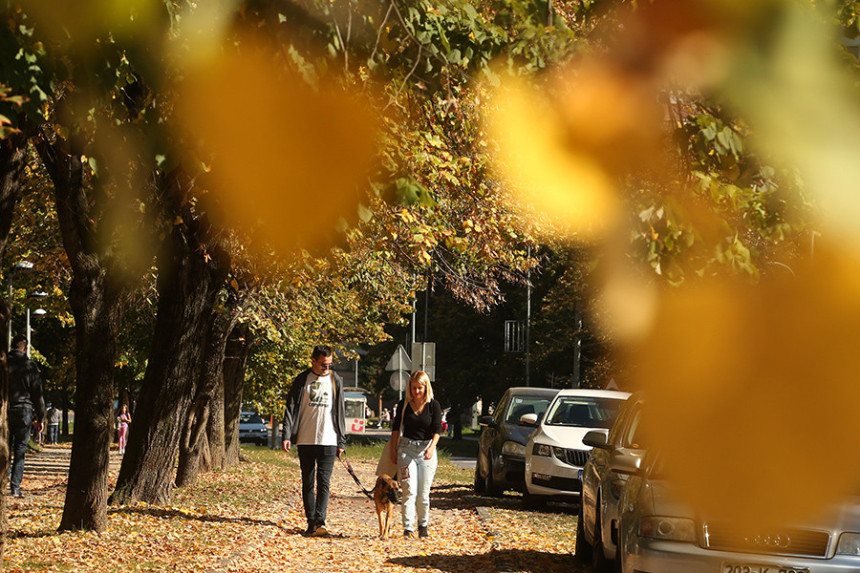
[373,474,400,539]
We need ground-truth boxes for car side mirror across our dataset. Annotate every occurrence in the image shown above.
[519,412,538,426]
[583,429,610,450]
[479,415,497,429]
[609,453,642,476]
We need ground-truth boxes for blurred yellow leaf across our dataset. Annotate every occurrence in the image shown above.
[175,43,377,258]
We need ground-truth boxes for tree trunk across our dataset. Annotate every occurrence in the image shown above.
[223,324,253,467]
[0,129,28,555]
[35,134,135,532]
[207,368,227,469]
[110,170,228,505]
[175,307,237,488]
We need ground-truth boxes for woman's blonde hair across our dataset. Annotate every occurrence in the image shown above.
[408,370,433,404]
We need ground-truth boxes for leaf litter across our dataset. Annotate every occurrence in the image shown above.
[4,445,583,572]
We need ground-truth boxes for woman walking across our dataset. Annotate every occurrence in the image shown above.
[117,404,132,454]
[388,371,442,539]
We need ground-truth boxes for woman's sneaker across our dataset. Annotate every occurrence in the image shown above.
[313,524,328,537]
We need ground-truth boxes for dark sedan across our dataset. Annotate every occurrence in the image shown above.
[474,386,559,496]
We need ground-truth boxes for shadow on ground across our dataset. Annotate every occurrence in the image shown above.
[431,483,579,515]
[388,548,585,573]
[109,505,282,528]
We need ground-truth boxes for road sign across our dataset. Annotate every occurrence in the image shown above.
[411,342,436,381]
[385,344,411,372]
[390,370,409,392]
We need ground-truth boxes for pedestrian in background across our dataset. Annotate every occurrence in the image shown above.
[8,334,45,497]
[46,403,61,445]
[117,404,132,454]
[281,345,346,537]
[388,370,442,539]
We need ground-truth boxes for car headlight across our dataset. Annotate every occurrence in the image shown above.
[639,517,697,542]
[502,440,526,457]
[533,443,552,456]
[837,533,860,556]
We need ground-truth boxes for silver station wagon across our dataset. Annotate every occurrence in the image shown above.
[613,452,860,573]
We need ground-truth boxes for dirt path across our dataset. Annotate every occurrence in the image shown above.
[215,456,497,573]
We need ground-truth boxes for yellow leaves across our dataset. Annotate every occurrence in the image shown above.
[631,247,860,528]
[175,38,378,259]
[397,209,416,224]
[485,71,623,240]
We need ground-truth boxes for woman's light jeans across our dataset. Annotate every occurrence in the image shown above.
[397,437,438,532]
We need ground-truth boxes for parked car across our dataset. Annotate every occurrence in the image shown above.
[522,388,630,508]
[474,386,559,496]
[239,412,269,446]
[614,450,860,573]
[576,392,647,572]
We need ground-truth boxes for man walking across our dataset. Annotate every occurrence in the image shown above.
[281,345,346,537]
[8,334,45,497]
[46,403,61,444]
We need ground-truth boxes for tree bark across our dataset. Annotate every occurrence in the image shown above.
[35,134,135,532]
[0,129,29,555]
[110,170,228,505]
[175,306,237,488]
[223,324,253,467]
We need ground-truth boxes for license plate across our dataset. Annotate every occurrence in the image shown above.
[721,563,809,573]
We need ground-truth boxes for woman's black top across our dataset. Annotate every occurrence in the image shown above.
[392,399,443,440]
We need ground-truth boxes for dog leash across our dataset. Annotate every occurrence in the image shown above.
[338,453,375,501]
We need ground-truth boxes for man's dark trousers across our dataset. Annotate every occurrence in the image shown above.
[297,445,337,529]
[9,406,33,494]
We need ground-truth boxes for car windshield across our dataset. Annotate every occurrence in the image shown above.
[240,413,265,425]
[505,396,552,424]
[544,397,625,428]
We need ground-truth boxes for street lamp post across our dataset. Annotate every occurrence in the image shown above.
[27,307,47,358]
[7,260,34,351]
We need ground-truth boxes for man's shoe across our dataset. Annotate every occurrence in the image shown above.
[303,524,315,536]
[312,524,328,537]
[404,530,415,539]
[418,525,429,538]
[10,488,22,498]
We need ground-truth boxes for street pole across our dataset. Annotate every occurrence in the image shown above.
[7,260,34,351]
[572,300,582,388]
[7,278,12,352]
[526,245,531,387]
[423,274,430,343]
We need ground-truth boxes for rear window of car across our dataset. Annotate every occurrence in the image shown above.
[544,397,626,428]
[240,413,265,425]
[505,396,552,424]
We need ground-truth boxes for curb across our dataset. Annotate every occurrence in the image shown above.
[474,504,516,573]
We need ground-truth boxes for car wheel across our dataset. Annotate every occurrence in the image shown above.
[485,469,503,497]
[592,505,618,573]
[522,491,546,510]
[574,501,592,562]
[473,464,486,494]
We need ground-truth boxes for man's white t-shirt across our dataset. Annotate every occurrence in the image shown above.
[296,373,338,446]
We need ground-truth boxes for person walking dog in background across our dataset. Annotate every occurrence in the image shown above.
[8,334,45,498]
[388,370,442,539]
[281,345,346,537]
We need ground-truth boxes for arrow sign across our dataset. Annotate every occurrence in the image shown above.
[385,344,412,372]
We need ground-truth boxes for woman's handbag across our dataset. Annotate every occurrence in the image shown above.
[376,402,405,477]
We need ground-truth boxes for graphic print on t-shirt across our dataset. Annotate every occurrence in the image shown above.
[308,377,331,407]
